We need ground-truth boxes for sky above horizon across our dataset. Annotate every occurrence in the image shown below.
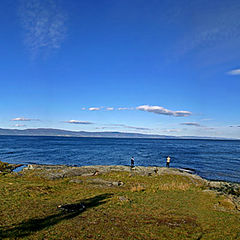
[1,0,240,138]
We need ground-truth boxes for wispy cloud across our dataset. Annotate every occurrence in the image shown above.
[118,107,134,110]
[201,118,213,121]
[101,123,151,131]
[85,107,132,111]
[64,120,93,125]
[162,129,181,133]
[181,123,216,131]
[136,105,192,117]
[19,0,67,57]
[121,125,151,131]
[14,124,26,127]
[203,127,216,131]
[11,117,39,121]
[181,122,201,127]
[170,2,240,64]
[227,69,240,75]
[106,107,114,111]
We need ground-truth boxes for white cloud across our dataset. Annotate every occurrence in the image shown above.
[11,117,38,121]
[64,120,93,125]
[89,107,100,111]
[227,69,240,75]
[136,105,192,117]
[19,0,67,57]
[106,107,114,111]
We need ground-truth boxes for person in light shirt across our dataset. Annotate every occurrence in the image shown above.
[166,156,170,168]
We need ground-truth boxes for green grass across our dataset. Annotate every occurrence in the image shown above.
[0,170,239,239]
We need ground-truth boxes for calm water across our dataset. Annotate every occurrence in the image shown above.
[0,135,240,183]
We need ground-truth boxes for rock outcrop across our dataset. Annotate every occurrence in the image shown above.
[22,164,205,181]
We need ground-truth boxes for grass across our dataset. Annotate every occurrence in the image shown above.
[0,169,240,239]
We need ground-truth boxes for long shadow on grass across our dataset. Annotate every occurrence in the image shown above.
[0,193,113,239]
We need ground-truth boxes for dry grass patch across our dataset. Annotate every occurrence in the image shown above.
[156,182,192,191]
[130,184,146,192]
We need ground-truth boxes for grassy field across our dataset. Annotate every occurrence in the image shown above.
[0,166,240,239]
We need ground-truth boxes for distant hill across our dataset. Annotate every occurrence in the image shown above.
[0,128,233,140]
[0,128,173,138]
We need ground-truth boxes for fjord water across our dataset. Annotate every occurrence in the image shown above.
[0,135,239,183]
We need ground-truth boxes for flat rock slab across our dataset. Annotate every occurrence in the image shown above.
[22,164,205,182]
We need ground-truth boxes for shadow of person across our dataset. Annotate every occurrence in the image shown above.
[0,193,113,239]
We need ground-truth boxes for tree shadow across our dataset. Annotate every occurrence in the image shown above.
[0,193,113,239]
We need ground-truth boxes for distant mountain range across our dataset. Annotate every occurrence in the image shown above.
[0,128,234,140]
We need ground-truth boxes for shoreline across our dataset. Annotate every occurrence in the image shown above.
[1,161,240,202]
[17,163,240,184]
[3,161,239,184]
[21,163,240,185]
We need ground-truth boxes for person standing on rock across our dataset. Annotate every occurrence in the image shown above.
[131,157,135,168]
[166,156,170,168]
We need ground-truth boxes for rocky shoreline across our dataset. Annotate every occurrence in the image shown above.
[22,164,202,179]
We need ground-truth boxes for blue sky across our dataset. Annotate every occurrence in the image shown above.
[1,0,240,138]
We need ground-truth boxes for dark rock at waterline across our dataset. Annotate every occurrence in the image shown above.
[0,161,23,173]
[208,181,240,197]
[178,168,196,174]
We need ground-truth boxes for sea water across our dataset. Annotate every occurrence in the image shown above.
[0,135,239,183]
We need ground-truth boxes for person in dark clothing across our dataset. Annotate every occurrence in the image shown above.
[131,157,134,168]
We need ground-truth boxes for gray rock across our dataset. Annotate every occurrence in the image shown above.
[21,164,206,183]
[86,178,124,187]
[69,179,83,184]
[118,196,129,202]
[112,181,124,186]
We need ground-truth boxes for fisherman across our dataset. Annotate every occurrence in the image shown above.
[166,156,170,168]
[131,156,135,168]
